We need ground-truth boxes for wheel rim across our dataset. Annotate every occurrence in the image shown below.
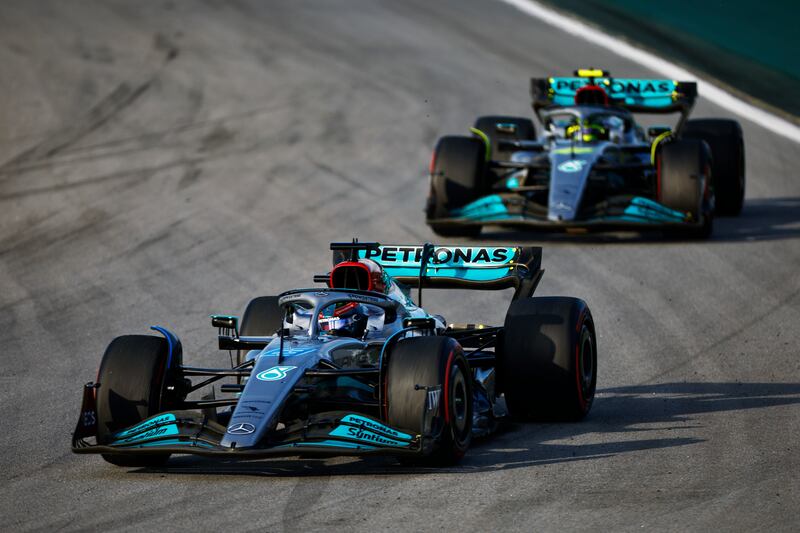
[579,327,595,401]
[449,364,469,439]
[738,140,745,198]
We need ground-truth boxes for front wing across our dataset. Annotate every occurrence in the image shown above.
[72,384,432,459]
[431,193,703,230]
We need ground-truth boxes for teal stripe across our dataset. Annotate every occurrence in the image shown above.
[276,440,377,450]
[112,413,176,439]
[125,439,215,449]
[340,414,413,440]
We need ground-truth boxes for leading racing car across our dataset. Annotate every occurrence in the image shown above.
[72,241,597,466]
[426,69,745,238]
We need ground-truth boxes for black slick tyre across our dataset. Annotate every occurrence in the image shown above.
[386,336,472,465]
[237,296,283,366]
[683,119,745,216]
[427,136,485,238]
[96,335,173,467]
[499,297,597,421]
[658,139,713,239]
[472,115,537,161]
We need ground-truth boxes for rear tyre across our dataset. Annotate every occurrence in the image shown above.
[658,139,713,239]
[387,336,472,465]
[427,136,485,238]
[96,335,173,467]
[237,296,283,366]
[473,115,537,161]
[499,297,597,421]
[683,119,745,216]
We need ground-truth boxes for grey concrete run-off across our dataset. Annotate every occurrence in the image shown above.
[0,1,798,531]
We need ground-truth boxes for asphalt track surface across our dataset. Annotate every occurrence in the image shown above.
[1,1,798,531]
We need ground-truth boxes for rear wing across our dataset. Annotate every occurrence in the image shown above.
[329,242,543,300]
[531,75,697,117]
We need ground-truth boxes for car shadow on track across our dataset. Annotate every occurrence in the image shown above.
[713,197,800,242]
[474,197,800,245]
[465,381,800,470]
[128,381,800,478]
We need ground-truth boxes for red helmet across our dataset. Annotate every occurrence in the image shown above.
[329,258,387,293]
[575,84,609,106]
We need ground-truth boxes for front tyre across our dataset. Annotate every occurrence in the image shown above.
[96,335,173,467]
[499,297,597,421]
[386,336,472,465]
[683,119,745,216]
[426,136,485,238]
[237,296,283,366]
[658,139,713,239]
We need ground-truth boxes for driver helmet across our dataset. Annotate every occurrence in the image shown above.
[566,120,608,142]
[318,301,369,337]
[329,258,387,293]
[319,258,388,337]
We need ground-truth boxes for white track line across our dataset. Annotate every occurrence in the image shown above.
[499,0,800,142]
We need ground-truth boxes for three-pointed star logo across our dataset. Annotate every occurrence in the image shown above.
[227,422,256,435]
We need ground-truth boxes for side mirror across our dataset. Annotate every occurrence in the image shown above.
[647,125,671,138]
[495,122,518,134]
[211,315,239,337]
[403,317,437,331]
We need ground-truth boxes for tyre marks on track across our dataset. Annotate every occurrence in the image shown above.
[0,32,180,175]
[0,82,152,169]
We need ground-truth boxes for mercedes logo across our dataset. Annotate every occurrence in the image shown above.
[227,422,256,435]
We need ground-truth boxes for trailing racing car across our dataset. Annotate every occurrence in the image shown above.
[426,69,745,238]
[72,241,597,466]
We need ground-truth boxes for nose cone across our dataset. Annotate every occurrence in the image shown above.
[220,347,321,450]
[548,145,603,222]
